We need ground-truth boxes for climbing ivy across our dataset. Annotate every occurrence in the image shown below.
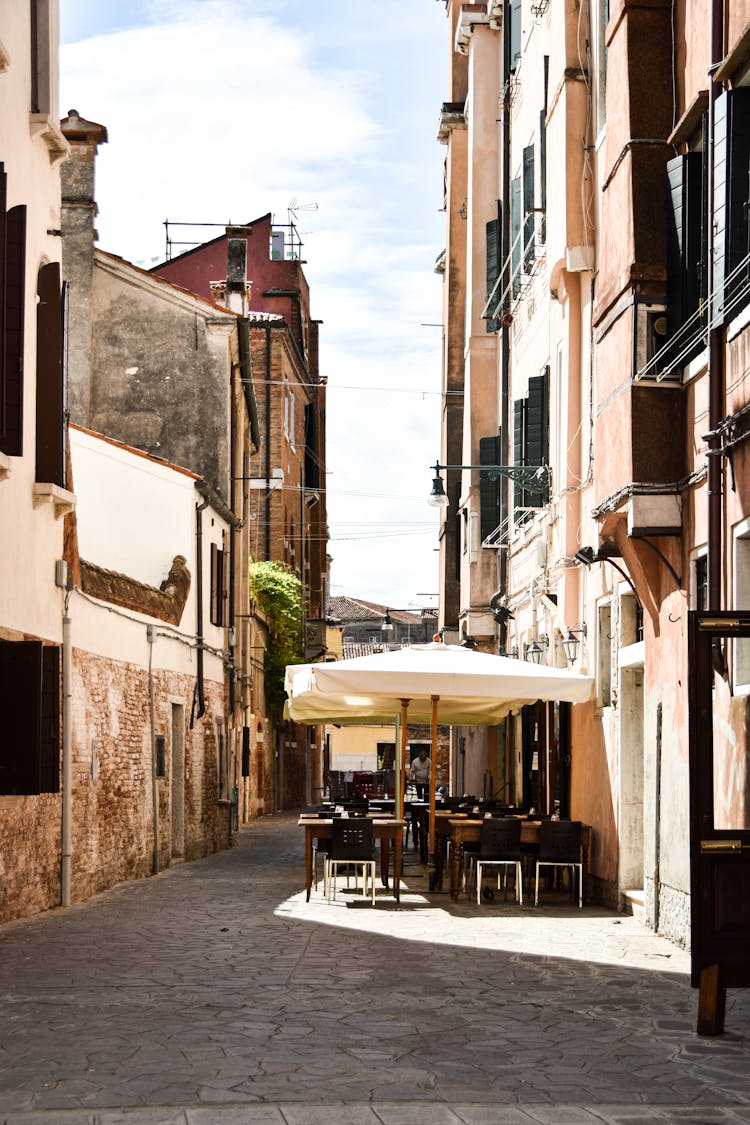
[248,559,305,712]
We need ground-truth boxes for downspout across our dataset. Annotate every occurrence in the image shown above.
[61,589,72,906]
[147,624,159,875]
[497,0,513,648]
[652,700,662,931]
[264,325,272,561]
[707,0,725,611]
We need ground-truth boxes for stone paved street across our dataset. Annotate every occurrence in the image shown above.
[0,814,748,1125]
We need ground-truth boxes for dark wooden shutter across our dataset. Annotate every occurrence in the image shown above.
[39,645,61,793]
[479,433,502,540]
[0,640,59,795]
[539,108,547,245]
[713,91,729,325]
[511,177,521,296]
[210,543,225,627]
[35,262,64,484]
[0,164,6,439]
[486,216,501,332]
[1,204,26,457]
[242,726,251,777]
[523,144,535,270]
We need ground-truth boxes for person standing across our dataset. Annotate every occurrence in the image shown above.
[410,747,431,800]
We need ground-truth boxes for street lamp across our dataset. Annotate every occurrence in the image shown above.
[562,624,587,664]
[428,461,551,507]
[526,640,543,664]
[381,609,395,644]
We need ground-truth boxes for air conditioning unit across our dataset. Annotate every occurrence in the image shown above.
[634,300,668,381]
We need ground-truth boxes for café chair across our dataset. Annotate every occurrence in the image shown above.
[534,820,583,908]
[475,817,524,904]
[324,817,376,905]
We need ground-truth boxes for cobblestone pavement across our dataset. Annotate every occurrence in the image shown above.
[0,814,749,1125]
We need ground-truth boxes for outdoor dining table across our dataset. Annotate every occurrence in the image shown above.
[446,817,592,902]
[298,815,407,902]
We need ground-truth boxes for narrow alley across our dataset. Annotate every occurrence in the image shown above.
[0,815,748,1125]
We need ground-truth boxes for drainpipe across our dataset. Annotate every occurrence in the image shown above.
[497,0,513,643]
[652,700,662,931]
[707,0,725,610]
[61,591,72,906]
[147,624,159,875]
[264,325,272,561]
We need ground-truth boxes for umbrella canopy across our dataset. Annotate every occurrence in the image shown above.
[285,641,594,725]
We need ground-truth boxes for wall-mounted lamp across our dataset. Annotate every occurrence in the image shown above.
[381,609,395,642]
[561,623,587,664]
[526,639,544,664]
[428,461,551,508]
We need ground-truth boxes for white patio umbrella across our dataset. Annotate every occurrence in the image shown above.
[285,642,594,859]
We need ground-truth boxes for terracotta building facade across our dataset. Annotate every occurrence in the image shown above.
[434,0,750,952]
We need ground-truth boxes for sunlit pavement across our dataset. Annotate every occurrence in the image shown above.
[0,814,748,1125]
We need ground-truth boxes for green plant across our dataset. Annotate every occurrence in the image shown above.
[248,559,304,711]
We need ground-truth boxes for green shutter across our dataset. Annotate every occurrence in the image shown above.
[479,433,502,540]
[510,0,522,72]
[513,398,525,520]
[523,144,535,270]
[526,369,549,508]
[486,217,500,332]
[511,177,521,297]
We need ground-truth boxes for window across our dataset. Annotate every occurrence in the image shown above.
[597,603,612,707]
[693,551,708,612]
[508,0,522,73]
[665,142,707,371]
[596,0,609,135]
[712,88,750,326]
[210,542,226,627]
[513,367,550,523]
[523,144,535,270]
[216,723,229,801]
[304,402,319,488]
[284,384,295,447]
[0,166,26,458]
[0,640,60,794]
[155,735,166,779]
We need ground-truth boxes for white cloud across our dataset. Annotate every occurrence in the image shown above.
[60,0,446,609]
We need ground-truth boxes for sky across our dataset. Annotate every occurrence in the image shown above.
[60,0,448,614]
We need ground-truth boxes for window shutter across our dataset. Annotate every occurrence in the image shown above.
[523,144,535,270]
[667,153,703,367]
[513,397,525,520]
[539,108,547,244]
[485,216,500,332]
[210,543,225,627]
[713,88,750,324]
[479,433,502,540]
[509,0,522,72]
[304,402,319,489]
[0,640,48,795]
[1,204,26,457]
[242,726,251,777]
[39,645,61,793]
[35,262,64,484]
[526,368,549,508]
[0,164,6,439]
[511,177,521,296]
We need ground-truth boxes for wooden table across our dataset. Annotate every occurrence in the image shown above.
[447,818,592,902]
[298,817,406,902]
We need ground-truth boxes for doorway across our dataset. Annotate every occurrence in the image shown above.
[619,665,644,894]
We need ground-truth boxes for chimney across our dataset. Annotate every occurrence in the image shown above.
[222,226,252,314]
[60,109,108,425]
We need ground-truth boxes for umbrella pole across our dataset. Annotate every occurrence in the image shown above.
[397,698,410,821]
[429,694,439,864]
